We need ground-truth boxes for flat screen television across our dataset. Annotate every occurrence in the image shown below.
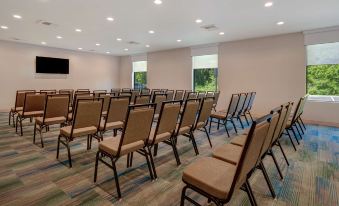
[36,56,69,74]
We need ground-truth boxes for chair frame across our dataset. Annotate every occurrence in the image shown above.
[9,90,36,127]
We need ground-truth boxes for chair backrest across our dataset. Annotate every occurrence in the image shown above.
[212,91,220,106]
[271,103,289,144]
[111,88,121,96]
[40,90,57,94]
[183,90,192,101]
[99,93,113,113]
[206,91,214,98]
[134,94,151,105]
[93,90,107,98]
[226,94,240,116]
[228,114,271,199]
[118,104,156,151]
[106,96,130,124]
[279,102,294,135]
[246,92,256,111]
[153,94,167,114]
[119,91,132,103]
[235,93,247,115]
[166,90,175,101]
[76,89,90,93]
[59,89,74,104]
[241,93,252,114]
[43,94,70,122]
[178,99,200,129]
[299,95,308,115]
[141,88,150,95]
[150,101,182,145]
[131,90,141,103]
[71,99,103,137]
[23,93,46,114]
[194,97,214,129]
[187,92,198,100]
[15,90,36,108]
[122,88,132,92]
[197,92,206,99]
[174,90,184,101]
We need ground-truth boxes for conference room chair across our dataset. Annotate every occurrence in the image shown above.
[207,91,220,112]
[59,89,74,106]
[233,93,247,129]
[152,93,167,120]
[134,94,151,105]
[166,89,175,101]
[9,90,35,127]
[192,97,214,148]
[175,99,201,155]
[197,91,206,99]
[180,114,271,206]
[141,88,150,95]
[182,90,192,101]
[145,100,182,178]
[110,88,121,96]
[131,89,141,103]
[243,92,256,122]
[174,90,184,101]
[121,88,132,92]
[98,96,130,137]
[98,93,114,116]
[93,90,107,98]
[67,93,94,122]
[238,92,252,125]
[209,94,240,137]
[33,94,70,147]
[75,89,90,94]
[16,92,46,136]
[40,89,57,94]
[187,91,198,100]
[118,91,132,103]
[94,104,156,199]
[57,98,103,167]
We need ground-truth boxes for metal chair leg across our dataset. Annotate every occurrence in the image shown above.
[245,179,258,206]
[223,121,230,137]
[277,140,289,166]
[259,162,276,198]
[204,127,212,148]
[286,129,297,151]
[66,141,72,168]
[190,132,199,155]
[231,119,238,134]
[290,127,300,145]
[144,148,155,180]
[111,158,122,199]
[147,147,157,179]
[270,150,283,179]
[94,151,100,182]
[170,137,181,165]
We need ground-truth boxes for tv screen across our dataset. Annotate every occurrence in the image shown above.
[36,56,69,74]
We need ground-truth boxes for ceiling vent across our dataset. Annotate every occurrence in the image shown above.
[201,24,218,31]
[127,41,140,45]
[36,20,57,27]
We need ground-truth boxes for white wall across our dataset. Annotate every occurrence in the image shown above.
[0,40,120,111]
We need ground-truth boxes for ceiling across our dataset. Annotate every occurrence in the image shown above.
[0,0,339,56]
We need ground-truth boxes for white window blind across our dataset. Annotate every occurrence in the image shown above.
[307,42,339,65]
[132,61,147,72]
[192,54,218,69]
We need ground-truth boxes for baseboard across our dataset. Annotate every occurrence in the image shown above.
[304,119,339,128]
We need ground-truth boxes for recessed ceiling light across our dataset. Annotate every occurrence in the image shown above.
[56,35,62,39]
[116,38,122,41]
[106,17,114,21]
[95,43,101,46]
[146,45,150,48]
[13,14,22,19]
[265,2,273,7]
[106,51,110,54]
[1,25,8,29]
[41,41,46,45]
[75,28,82,32]
[277,21,284,25]
[148,30,155,34]
[124,48,129,51]
[195,19,202,24]
[219,32,225,35]
[154,0,162,5]
[78,47,83,50]
[177,39,182,42]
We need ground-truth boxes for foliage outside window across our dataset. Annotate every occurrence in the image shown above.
[306,42,339,100]
[192,55,218,92]
[132,61,147,89]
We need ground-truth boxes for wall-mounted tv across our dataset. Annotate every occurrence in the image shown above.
[36,56,69,74]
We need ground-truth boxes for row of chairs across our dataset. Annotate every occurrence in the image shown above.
[209,92,256,137]
[180,95,309,206]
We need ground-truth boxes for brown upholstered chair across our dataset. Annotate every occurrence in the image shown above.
[16,92,46,136]
[209,94,239,137]
[98,96,130,137]
[208,91,220,112]
[121,88,131,92]
[57,98,103,167]
[93,90,107,98]
[180,114,271,206]
[40,89,57,94]
[141,88,150,95]
[59,89,74,107]
[34,94,70,147]
[118,91,132,103]
[94,104,156,199]
[9,90,35,126]
[134,94,151,105]
[232,93,247,129]
[67,93,94,122]
[98,93,114,116]
[243,92,256,121]
[174,90,184,101]
[111,88,121,96]
[175,99,201,155]
[147,100,182,175]
[130,89,140,103]
[152,93,167,120]
[182,90,192,101]
[166,90,175,101]
[76,89,90,93]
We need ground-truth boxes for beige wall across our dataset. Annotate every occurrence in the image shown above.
[147,48,192,90]
[218,33,306,114]
[0,40,120,111]
[119,55,132,88]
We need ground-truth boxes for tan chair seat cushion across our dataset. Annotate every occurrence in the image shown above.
[36,116,66,125]
[210,111,227,120]
[11,107,23,112]
[60,125,97,138]
[147,128,172,144]
[18,110,44,117]
[99,120,124,131]
[182,157,236,199]
[99,137,144,156]
[176,124,191,135]
[230,134,247,147]
[212,144,243,165]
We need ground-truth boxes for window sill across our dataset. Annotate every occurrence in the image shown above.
[307,95,339,103]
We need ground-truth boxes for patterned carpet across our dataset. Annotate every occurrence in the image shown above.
[0,112,338,206]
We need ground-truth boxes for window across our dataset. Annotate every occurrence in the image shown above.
[192,54,218,92]
[132,61,147,89]
[306,42,339,102]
